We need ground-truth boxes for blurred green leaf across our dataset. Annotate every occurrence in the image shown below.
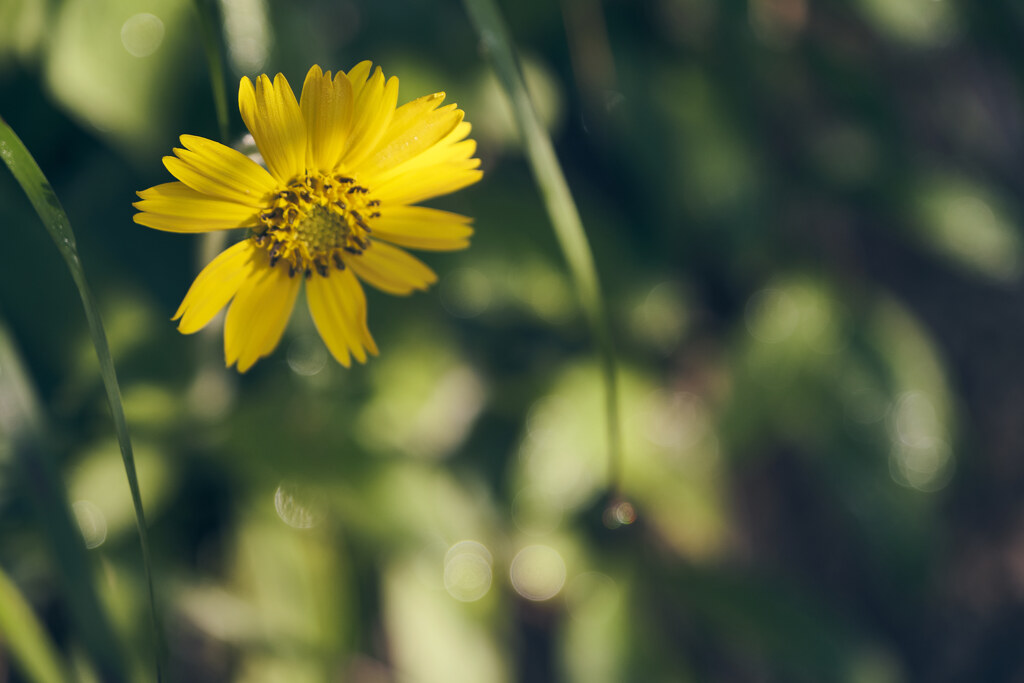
[0,317,127,682]
[0,0,46,66]
[909,173,1023,282]
[43,0,192,155]
[855,0,958,46]
[0,564,67,683]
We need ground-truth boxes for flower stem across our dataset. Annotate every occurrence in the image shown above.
[0,117,164,680]
[192,0,230,144]
[190,0,236,393]
[460,0,624,494]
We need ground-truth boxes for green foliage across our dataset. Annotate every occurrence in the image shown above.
[1,0,1021,681]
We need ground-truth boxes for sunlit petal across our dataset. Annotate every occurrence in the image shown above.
[340,64,399,169]
[238,73,307,183]
[369,121,477,186]
[164,134,277,205]
[224,250,302,372]
[300,65,354,173]
[372,206,474,251]
[359,95,463,180]
[349,241,438,295]
[373,163,483,206]
[173,240,259,333]
[307,267,378,366]
[133,182,258,232]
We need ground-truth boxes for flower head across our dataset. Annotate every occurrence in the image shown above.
[135,64,481,371]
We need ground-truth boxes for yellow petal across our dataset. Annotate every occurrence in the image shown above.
[238,73,307,183]
[446,121,473,144]
[349,241,437,295]
[371,206,474,251]
[371,163,483,206]
[223,250,302,372]
[307,267,378,366]
[340,66,399,169]
[163,134,277,206]
[134,182,258,232]
[371,121,476,185]
[360,96,464,180]
[173,240,259,333]
[300,65,354,173]
[346,61,373,98]
[368,118,481,202]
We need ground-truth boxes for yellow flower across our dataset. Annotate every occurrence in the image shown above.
[134,64,481,371]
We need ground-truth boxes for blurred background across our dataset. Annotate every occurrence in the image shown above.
[2,0,1024,680]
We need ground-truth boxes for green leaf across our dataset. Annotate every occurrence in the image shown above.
[0,563,68,683]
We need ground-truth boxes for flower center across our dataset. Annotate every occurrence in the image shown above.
[253,172,380,277]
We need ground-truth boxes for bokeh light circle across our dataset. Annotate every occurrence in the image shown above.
[273,480,325,529]
[72,500,107,549]
[510,544,567,601]
[120,13,165,58]
[287,334,329,376]
[444,551,493,602]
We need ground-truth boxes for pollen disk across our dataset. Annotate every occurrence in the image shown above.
[254,172,379,277]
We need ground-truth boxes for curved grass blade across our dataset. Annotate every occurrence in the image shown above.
[0,117,164,678]
[460,0,625,496]
[0,561,69,683]
[0,316,125,682]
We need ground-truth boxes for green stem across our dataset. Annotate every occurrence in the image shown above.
[460,0,624,494]
[193,0,230,143]
[0,117,165,679]
[191,0,236,385]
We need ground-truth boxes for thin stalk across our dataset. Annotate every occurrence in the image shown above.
[0,118,165,679]
[461,0,624,493]
[191,0,235,387]
[193,0,230,143]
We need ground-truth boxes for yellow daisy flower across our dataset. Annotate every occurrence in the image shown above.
[134,63,481,372]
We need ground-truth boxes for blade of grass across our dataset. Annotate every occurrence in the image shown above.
[0,316,124,683]
[461,0,625,497]
[0,559,69,683]
[0,117,164,679]
[192,0,230,143]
